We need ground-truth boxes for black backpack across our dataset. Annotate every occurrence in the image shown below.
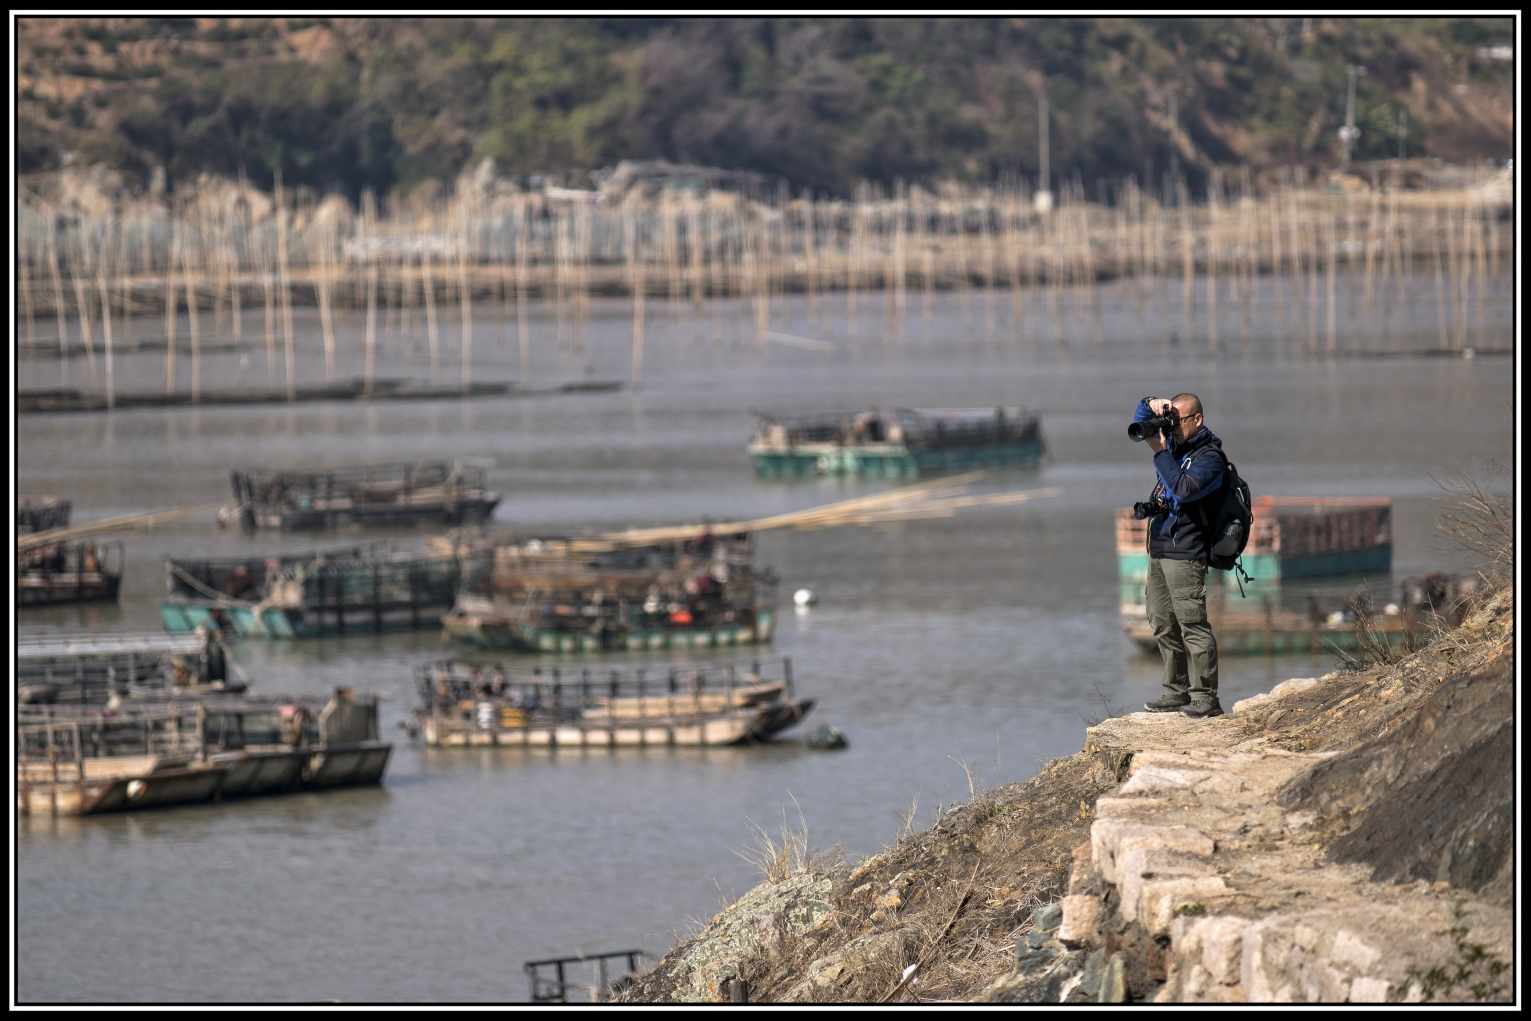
[1187,447,1253,574]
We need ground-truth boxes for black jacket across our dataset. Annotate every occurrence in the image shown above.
[1146,428,1225,561]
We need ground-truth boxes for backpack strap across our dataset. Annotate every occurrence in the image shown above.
[1183,444,1227,547]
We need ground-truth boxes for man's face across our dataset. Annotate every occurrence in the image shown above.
[1170,401,1203,443]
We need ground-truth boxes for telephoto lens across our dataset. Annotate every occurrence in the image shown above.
[1127,409,1179,441]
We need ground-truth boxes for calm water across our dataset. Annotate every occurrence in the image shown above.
[16,285,1513,1002]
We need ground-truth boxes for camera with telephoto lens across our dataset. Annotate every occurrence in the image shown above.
[1128,406,1180,442]
[1132,498,1168,520]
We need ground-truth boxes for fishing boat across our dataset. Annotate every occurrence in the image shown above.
[749,407,1044,477]
[1116,496,1404,656]
[410,658,812,748]
[1116,496,1392,595]
[160,541,463,638]
[17,632,239,705]
[435,530,777,652]
[230,460,500,530]
[18,539,124,606]
[17,687,392,816]
[17,495,72,533]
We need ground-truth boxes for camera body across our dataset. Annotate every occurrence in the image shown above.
[1132,498,1168,520]
[1128,406,1181,442]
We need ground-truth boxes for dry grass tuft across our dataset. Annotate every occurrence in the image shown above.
[736,799,843,884]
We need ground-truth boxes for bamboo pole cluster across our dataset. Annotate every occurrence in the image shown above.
[16,162,1513,399]
[427,472,1063,558]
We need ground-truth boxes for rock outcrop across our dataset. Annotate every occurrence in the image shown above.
[620,591,1514,1004]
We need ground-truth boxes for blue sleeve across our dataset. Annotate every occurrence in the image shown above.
[1133,399,1156,423]
[1152,448,1224,505]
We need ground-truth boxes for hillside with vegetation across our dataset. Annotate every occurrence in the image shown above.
[17,17,1514,201]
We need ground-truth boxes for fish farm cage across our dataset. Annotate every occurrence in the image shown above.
[230,460,500,529]
[163,541,464,635]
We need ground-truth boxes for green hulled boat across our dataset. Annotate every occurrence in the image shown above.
[749,407,1043,478]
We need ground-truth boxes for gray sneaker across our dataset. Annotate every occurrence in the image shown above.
[1144,693,1191,712]
[1180,699,1224,719]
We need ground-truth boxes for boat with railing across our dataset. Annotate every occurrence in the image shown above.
[749,406,1044,477]
[160,541,463,638]
[17,687,392,816]
[410,657,811,748]
[435,530,776,652]
[1115,496,1407,655]
[18,539,124,606]
[18,632,240,705]
[231,460,500,529]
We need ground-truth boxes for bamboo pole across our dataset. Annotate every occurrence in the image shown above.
[97,229,115,410]
[182,234,203,401]
[628,203,646,388]
[48,227,70,385]
[458,197,473,394]
[256,230,275,389]
[1179,174,1194,347]
[424,230,440,386]
[317,223,337,382]
[275,174,295,401]
[1006,187,1023,340]
[516,199,530,382]
[1324,205,1337,353]
[1206,170,1219,353]
[21,234,37,350]
[846,186,861,338]
[118,218,133,360]
[1430,202,1448,350]
[70,230,99,382]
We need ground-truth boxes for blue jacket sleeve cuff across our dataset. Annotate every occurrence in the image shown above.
[1133,399,1155,423]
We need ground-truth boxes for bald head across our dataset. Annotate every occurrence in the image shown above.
[1171,393,1203,418]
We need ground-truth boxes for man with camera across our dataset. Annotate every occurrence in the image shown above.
[1130,394,1225,718]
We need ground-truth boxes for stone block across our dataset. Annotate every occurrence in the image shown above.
[1139,876,1228,936]
[1348,977,1391,1002]
[1032,902,1063,932]
[1091,821,1215,884]
[1057,895,1101,947]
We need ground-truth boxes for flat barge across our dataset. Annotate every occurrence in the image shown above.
[749,406,1043,477]
[160,541,462,638]
[412,658,812,748]
[18,688,391,816]
[231,460,500,530]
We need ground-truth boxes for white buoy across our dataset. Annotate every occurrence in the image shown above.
[793,588,817,607]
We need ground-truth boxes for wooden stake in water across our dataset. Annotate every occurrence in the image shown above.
[257,229,275,389]
[1206,171,1220,353]
[423,233,441,387]
[70,230,99,382]
[458,199,473,394]
[1179,174,1194,347]
[275,174,295,401]
[628,204,646,388]
[97,237,116,410]
[317,223,337,382]
[516,200,530,383]
[48,226,70,385]
[183,234,202,401]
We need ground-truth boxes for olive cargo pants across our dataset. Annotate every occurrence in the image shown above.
[1145,557,1219,701]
